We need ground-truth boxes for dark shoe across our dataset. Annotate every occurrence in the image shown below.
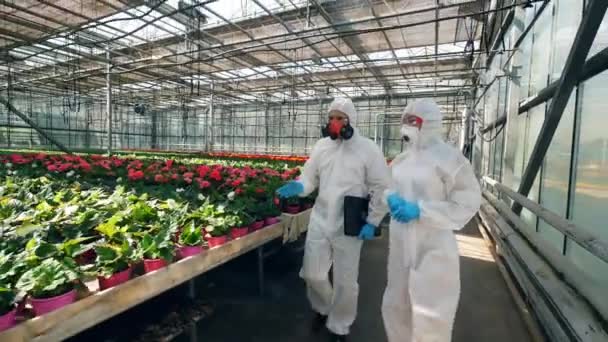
[329,332,349,342]
[311,312,328,333]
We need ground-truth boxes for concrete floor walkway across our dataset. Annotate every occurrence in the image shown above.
[177,219,532,342]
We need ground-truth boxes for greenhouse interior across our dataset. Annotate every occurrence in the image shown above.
[0,0,607,341]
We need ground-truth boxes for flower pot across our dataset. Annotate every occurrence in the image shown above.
[178,245,203,259]
[207,235,228,249]
[98,267,132,290]
[285,204,301,214]
[30,289,77,316]
[303,203,314,210]
[230,227,249,239]
[264,216,281,226]
[0,308,16,332]
[143,258,168,273]
[249,220,265,232]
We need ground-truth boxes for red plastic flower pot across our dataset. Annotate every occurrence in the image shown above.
[207,235,228,249]
[249,220,265,232]
[30,289,77,316]
[98,267,132,291]
[230,227,249,239]
[264,216,281,226]
[285,204,301,214]
[178,245,203,259]
[0,307,16,332]
[143,258,168,273]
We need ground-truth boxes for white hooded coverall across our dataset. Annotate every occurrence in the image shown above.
[298,98,390,335]
[382,99,481,342]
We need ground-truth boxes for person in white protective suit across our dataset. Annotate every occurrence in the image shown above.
[276,98,390,342]
[382,98,481,342]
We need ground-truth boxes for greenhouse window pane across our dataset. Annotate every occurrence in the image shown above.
[565,71,608,315]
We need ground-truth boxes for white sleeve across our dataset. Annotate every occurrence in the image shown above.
[417,160,481,231]
[365,145,391,227]
[298,142,321,197]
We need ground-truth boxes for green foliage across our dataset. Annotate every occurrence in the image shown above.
[15,258,78,299]
[137,227,174,261]
[178,222,203,247]
[92,240,134,278]
[0,286,16,315]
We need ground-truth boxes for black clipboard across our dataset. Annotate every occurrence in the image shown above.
[344,196,381,237]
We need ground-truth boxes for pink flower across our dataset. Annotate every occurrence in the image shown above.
[197,180,211,189]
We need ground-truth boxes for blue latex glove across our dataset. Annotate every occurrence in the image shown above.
[387,193,406,212]
[387,193,420,223]
[276,181,304,198]
[358,223,376,240]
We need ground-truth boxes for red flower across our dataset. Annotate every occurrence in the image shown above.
[79,161,92,172]
[196,165,210,178]
[235,188,243,195]
[209,169,222,181]
[58,163,73,172]
[231,179,242,187]
[128,169,144,181]
[154,174,168,183]
[171,174,178,180]
[166,159,174,169]
[47,164,58,172]
[255,188,265,194]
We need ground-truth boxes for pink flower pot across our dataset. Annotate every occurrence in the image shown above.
[285,204,301,214]
[143,258,168,273]
[98,267,132,290]
[231,227,249,239]
[178,245,203,259]
[0,308,16,332]
[207,235,228,249]
[30,289,77,316]
[264,216,281,226]
[249,220,265,232]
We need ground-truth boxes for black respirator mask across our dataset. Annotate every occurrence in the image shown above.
[321,118,354,140]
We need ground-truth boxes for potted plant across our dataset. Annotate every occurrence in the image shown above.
[93,239,135,290]
[0,286,17,332]
[15,258,79,316]
[247,201,266,231]
[229,214,250,239]
[138,227,174,273]
[177,222,204,259]
[283,196,301,214]
[262,200,282,226]
[204,217,230,248]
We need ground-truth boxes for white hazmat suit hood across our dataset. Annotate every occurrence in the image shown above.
[382,99,481,342]
[298,97,390,336]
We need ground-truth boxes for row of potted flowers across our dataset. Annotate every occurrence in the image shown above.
[0,177,289,332]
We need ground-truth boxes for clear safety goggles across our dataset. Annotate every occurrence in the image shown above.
[402,114,424,129]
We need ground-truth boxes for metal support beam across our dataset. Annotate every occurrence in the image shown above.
[106,49,113,155]
[207,82,215,151]
[481,114,506,133]
[311,0,392,93]
[487,8,516,67]
[513,0,608,214]
[0,97,70,153]
[519,46,608,113]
